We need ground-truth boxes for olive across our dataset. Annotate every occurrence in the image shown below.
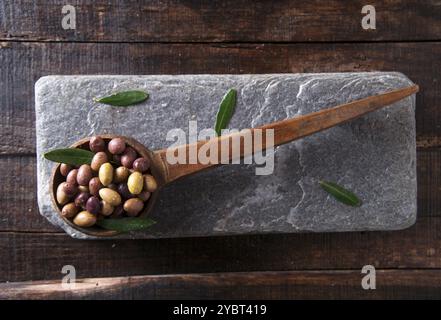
[89,177,103,196]
[123,198,144,217]
[127,172,143,195]
[114,166,130,183]
[132,157,150,173]
[99,188,122,206]
[89,136,106,153]
[77,164,93,186]
[60,163,72,176]
[143,174,158,193]
[91,152,108,171]
[101,201,114,216]
[138,190,151,202]
[121,147,137,168]
[74,192,91,209]
[61,202,79,218]
[66,169,78,185]
[56,182,70,205]
[78,185,89,193]
[108,138,126,155]
[117,183,133,199]
[111,204,124,218]
[98,162,114,186]
[73,211,97,227]
[113,154,122,166]
[62,182,78,197]
[108,183,118,191]
[86,196,101,215]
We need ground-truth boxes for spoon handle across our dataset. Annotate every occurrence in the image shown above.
[154,85,418,185]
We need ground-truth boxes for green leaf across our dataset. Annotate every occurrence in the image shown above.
[44,148,94,166]
[214,89,237,136]
[94,90,149,106]
[97,218,156,233]
[319,180,362,207]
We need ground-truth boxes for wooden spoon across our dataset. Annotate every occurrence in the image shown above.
[50,85,419,237]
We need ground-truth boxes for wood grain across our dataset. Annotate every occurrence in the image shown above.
[1,217,441,283]
[1,1,441,42]
[1,42,440,155]
[1,270,441,299]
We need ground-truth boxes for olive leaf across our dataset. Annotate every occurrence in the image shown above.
[97,217,156,233]
[94,90,149,106]
[44,148,94,166]
[214,89,237,136]
[319,180,362,207]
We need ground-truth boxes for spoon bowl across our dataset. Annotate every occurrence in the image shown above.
[50,134,165,237]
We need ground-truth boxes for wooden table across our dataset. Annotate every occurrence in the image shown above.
[1,1,440,299]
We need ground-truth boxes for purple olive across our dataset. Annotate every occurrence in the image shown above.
[121,147,137,168]
[66,169,78,185]
[89,177,103,196]
[111,204,124,218]
[77,164,93,186]
[62,182,78,197]
[108,138,126,155]
[89,136,106,153]
[86,196,101,215]
[117,183,133,199]
[132,158,150,173]
[74,192,91,209]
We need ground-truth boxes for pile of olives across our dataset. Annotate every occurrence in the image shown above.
[55,136,157,228]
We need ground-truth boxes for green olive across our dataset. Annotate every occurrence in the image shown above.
[73,211,97,227]
[127,172,143,195]
[99,162,114,186]
[99,188,122,206]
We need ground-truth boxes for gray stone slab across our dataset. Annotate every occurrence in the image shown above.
[35,73,417,239]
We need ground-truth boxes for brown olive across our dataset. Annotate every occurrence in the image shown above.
[91,151,108,171]
[56,182,70,205]
[73,211,97,227]
[89,136,106,153]
[132,158,150,173]
[123,198,144,217]
[77,164,93,186]
[66,169,78,185]
[61,202,79,218]
[60,163,72,176]
[89,177,103,196]
[114,166,130,183]
[101,201,114,216]
[138,190,151,202]
[113,154,122,166]
[108,138,126,155]
[143,174,158,193]
[121,147,137,168]
[111,204,124,218]
[86,196,101,215]
[117,183,133,199]
[74,192,91,209]
[62,182,78,197]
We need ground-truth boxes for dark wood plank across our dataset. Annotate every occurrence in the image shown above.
[1,217,441,283]
[1,1,441,42]
[1,269,441,299]
[1,42,440,155]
